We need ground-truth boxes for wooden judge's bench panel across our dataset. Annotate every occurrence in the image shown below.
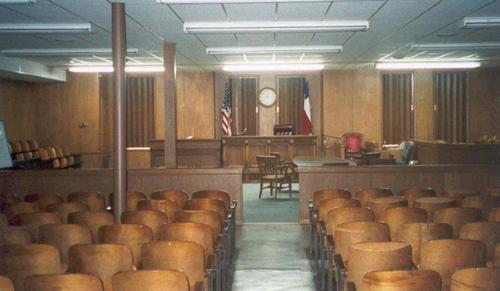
[222,135,318,167]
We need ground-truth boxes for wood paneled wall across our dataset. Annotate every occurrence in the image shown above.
[0,79,36,141]
[176,71,215,139]
[323,69,382,143]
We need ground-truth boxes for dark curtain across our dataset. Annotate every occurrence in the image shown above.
[433,72,468,143]
[232,77,257,135]
[278,77,305,133]
[126,76,155,147]
[382,73,414,144]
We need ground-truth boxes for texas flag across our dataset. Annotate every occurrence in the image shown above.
[302,81,312,134]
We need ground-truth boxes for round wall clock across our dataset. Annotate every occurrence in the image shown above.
[259,88,277,107]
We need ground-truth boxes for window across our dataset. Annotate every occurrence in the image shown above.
[382,73,415,144]
[230,77,257,135]
[278,77,305,133]
[433,72,468,143]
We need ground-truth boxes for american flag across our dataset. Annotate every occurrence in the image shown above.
[222,79,233,136]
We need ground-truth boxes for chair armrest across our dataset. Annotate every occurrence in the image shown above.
[230,201,238,209]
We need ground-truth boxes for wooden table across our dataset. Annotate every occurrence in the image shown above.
[293,156,356,167]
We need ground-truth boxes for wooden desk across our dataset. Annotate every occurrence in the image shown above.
[222,135,317,167]
[293,156,355,167]
[414,140,500,164]
[149,139,222,168]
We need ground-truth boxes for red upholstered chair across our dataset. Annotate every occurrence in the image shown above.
[343,132,362,159]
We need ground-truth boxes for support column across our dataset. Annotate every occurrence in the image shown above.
[112,2,127,223]
[163,43,177,168]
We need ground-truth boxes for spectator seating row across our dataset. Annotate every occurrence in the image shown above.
[0,189,237,291]
[8,140,80,169]
[308,187,500,291]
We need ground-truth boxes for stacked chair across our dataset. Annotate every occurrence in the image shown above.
[8,140,81,170]
[0,188,237,291]
[308,186,500,291]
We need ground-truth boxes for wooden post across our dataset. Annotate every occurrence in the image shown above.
[112,2,127,222]
[163,43,177,168]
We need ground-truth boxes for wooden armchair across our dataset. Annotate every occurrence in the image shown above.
[256,155,291,199]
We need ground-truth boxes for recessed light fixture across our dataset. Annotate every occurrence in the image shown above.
[158,0,329,3]
[463,17,500,29]
[0,0,36,3]
[207,45,343,55]
[375,62,481,70]
[411,42,500,50]
[1,48,139,56]
[223,64,324,72]
[69,65,165,73]
[184,21,369,34]
[0,23,92,34]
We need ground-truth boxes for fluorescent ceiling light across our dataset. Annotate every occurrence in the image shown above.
[1,48,139,56]
[375,62,481,70]
[0,23,92,34]
[207,45,342,55]
[463,17,500,29]
[69,65,165,73]
[412,42,500,50]
[223,64,324,72]
[184,21,368,34]
[158,0,329,3]
[0,0,36,3]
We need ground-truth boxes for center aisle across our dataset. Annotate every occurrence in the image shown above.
[231,223,315,291]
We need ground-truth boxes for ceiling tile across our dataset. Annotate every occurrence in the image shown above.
[276,2,331,21]
[274,33,314,46]
[310,32,351,45]
[224,3,275,21]
[169,4,226,22]
[236,34,275,46]
[325,1,385,20]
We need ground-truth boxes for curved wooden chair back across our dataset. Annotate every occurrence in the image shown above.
[0,226,31,245]
[141,240,205,291]
[47,202,89,223]
[109,192,147,211]
[460,222,500,263]
[98,224,153,268]
[0,214,7,226]
[367,196,408,220]
[463,195,500,219]
[184,198,227,224]
[379,207,427,240]
[38,148,50,161]
[325,207,374,236]
[39,224,92,265]
[397,222,453,266]
[151,190,189,209]
[0,244,65,291]
[69,244,134,291]
[137,199,179,223]
[334,221,390,265]
[112,270,189,291]
[348,241,412,289]
[420,239,486,290]
[354,188,393,207]
[489,207,500,222]
[121,210,168,241]
[14,212,62,241]
[414,197,457,221]
[433,207,483,237]
[0,275,14,291]
[24,193,63,211]
[192,190,231,209]
[318,198,361,223]
[5,202,38,221]
[67,192,106,212]
[443,188,480,205]
[360,270,441,291]
[160,222,214,260]
[69,211,114,243]
[398,188,436,208]
[451,267,500,291]
[312,188,352,209]
[24,274,104,291]
[174,210,222,241]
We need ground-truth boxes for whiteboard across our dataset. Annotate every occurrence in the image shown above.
[0,121,13,169]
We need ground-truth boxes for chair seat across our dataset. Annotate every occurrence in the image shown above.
[262,174,286,180]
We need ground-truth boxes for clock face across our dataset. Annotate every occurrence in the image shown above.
[259,88,277,107]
